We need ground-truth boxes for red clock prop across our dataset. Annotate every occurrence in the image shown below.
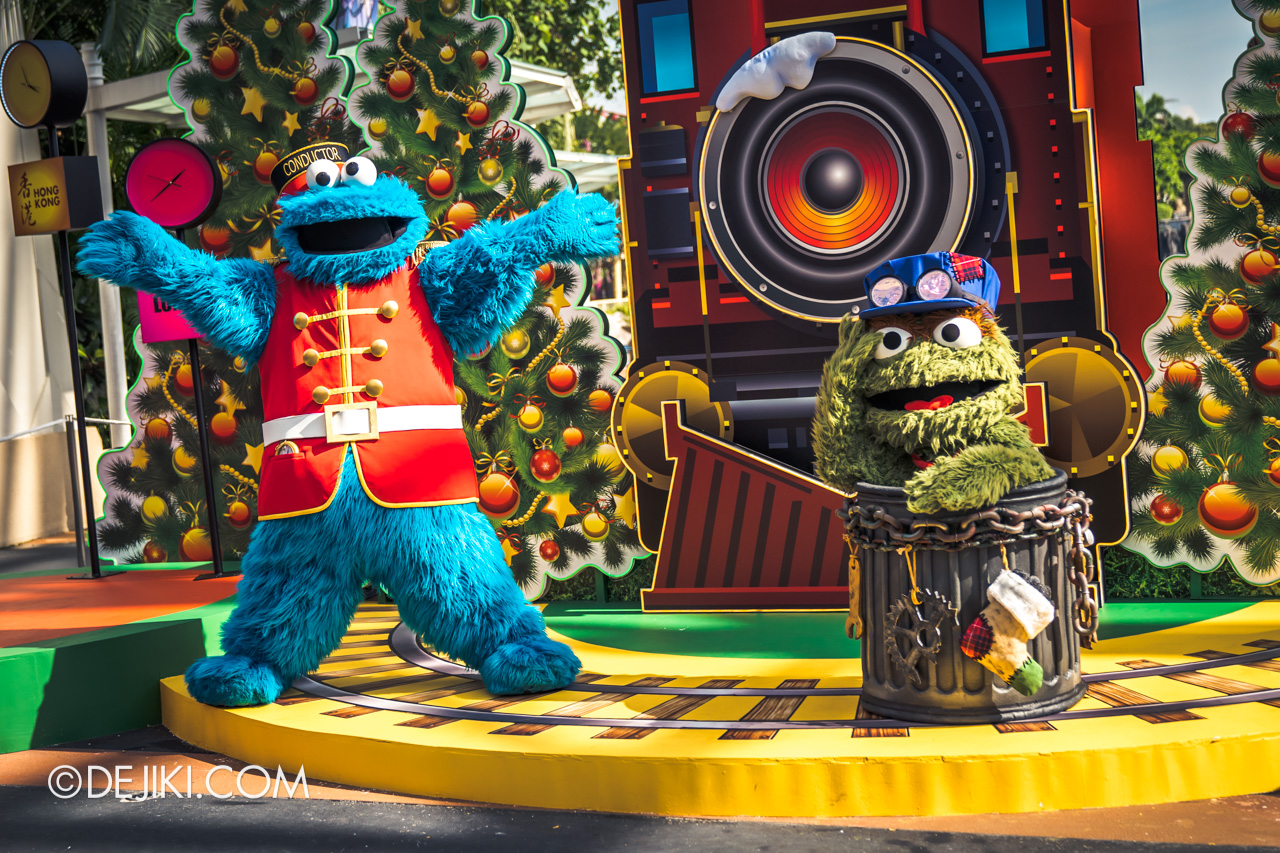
[124,138,221,230]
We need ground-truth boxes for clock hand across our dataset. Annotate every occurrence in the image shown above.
[152,182,175,202]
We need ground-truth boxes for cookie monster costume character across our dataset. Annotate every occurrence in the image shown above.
[77,141,618,706]
[813,251,1052,514]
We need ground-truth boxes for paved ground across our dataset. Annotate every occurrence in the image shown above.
[0,533,81,577]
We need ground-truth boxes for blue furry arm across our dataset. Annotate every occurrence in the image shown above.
[419,191,618,353]
[77,211,276,363]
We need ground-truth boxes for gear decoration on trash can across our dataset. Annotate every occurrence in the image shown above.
[885,590,958,687]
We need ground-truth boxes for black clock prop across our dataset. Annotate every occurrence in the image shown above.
[123,139,236,582]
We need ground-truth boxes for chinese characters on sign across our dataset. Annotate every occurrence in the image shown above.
[8,158,71,235]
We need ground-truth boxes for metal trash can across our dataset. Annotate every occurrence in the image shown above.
[841,471,1097,724]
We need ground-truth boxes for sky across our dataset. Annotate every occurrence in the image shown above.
[1136,0,1256,122]
[590,0,1257,123]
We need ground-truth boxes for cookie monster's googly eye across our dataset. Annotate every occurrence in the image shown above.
[339,156,378,187]
[933,317,982,349]
[869,276,906,308]
[873,327,912,360]
[306,160,341,190]
[916,269,954,302]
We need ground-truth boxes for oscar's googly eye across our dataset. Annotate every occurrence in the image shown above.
[933,317,982,349]
[305,159,341,190]
[339,156,378,187]
[874,327,913,360]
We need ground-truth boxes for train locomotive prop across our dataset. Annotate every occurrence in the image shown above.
[612,0,1160,609]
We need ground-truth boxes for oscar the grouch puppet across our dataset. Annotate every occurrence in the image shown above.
[813,251,1052,514]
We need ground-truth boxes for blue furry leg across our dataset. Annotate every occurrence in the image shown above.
[368,501,580,695]
[183,489,365,707]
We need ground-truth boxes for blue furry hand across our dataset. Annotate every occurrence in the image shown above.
[530,190,619,260]
[76,211,171,284]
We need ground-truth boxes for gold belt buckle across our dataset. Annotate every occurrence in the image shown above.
[323,401,379,443]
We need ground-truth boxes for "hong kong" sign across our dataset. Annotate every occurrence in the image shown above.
[7,156,102,236]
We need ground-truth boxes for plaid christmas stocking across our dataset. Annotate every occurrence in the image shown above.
[960,571,1055,697]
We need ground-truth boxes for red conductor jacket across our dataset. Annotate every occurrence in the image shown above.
[256,262,479,519]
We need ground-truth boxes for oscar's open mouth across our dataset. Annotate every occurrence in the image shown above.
[867,379,1000,412]
[294,217,411,255]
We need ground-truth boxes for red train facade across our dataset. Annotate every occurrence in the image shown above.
[611,1,1160,609]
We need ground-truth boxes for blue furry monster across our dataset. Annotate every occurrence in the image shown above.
[78,147,618,706]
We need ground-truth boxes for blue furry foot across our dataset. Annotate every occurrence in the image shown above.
[478,634,581,696]
[185,654,288,707]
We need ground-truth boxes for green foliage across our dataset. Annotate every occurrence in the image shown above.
[1135,92,1215,215]
[479,0,622,97]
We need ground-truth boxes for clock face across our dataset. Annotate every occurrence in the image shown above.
[1,42,52,128]
[125,138,222,231]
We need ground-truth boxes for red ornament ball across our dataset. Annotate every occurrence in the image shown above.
[426,166,455,200]
[1241,247,1279,286]
[547,363,579,397]
[1255,358,1280,396]
[588,389,613,412]
[1223,110,1257,140]
[538,539,560,562]
[1165,359,1201,389]
[447,200,479,233]
[225,500,252,529]
[175,364,195,396]
[478,471,520,520]
[386,68,415,102]
[1150,494,1182,526]
[1207,302,1250,340]
[253,150,279,186]
[465,99,490,128]
[145,417,171,442]
[210,412,237,444]
[199,224,231,256]
[534,263,555,287]
[291,76,319,107]
[562,426,584,447]
[180,527,213,562]
[531,448,562,483]
[209,45,239,80]
[471,49,489,70]
[297,21,316,43]
[465,342,492,361]
[1198,482,1258,539]
[1260,150,1280,189]
[1269,457,1280,487]
[142,540,168,563]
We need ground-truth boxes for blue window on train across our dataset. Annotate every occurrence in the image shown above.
[636,0,697,95]
[981,0,1048,55]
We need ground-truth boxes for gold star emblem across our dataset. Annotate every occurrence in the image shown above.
[243,443,264,475]
[543,284,571,319]
[406,19,424,40]
[415,108,440,140]
[612,486,637,529]
[240,87,267,122]
[226,0,247,11]
[541,492,580,528]
[500,535,521,565]
[282,110,301,134]
[131,444,151,469]
[144,374,167,392]
[249,238,274,261]
[1266,323,1280,358]
[216,381,246,415]
[454,131,473,155]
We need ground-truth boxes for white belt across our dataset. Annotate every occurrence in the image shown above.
[262,403,463,446]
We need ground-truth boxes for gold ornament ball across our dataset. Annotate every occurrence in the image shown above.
[1198,482,1258,539]
[588,389,614,412]
[1198,394,1232,429]
[478,157,504,187]
[1262,9,1280,35]
[180,527,213,562]
[141,495,169,522]
[173,445,199,477]
[232,355,247,373]
[367,117,388,141]
[501,328,532,359]
[191,98,211,124]
[263,16,282,38]
[478,471,520,520]
[175,363,195,396]
[1230,185,1253,208]
[562,426,584,447]
[144,417,171,442]
[210,412,238,444]
[1268,457,1280,487]
[581,510,610,542]
[595,442,625,480]
[439,0,460,15]
[439,44,457,64]
[253,150,280,186]
[225,500,252,529]
[1152,444,1189,474]
[142,540,168,563]
[455,386,467,408]
[517,403,544,433]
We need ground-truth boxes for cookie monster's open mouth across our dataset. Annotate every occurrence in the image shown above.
[294,217,411,255]
[867,380,1000,412]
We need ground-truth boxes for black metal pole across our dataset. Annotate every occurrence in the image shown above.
[63,414,87,569]
[49,126,121,580]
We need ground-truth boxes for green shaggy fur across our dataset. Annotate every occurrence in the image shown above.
[813,314,1053,514]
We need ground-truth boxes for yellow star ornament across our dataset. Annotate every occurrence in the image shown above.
[240,87,267,122]
[415,108,440,140]
[131,444,151,470]
[541,492,580,528]
[226,0,247,11]
[243,443,264,475]
[248,239,275,262]
[406,19,424,40]
[216,381,246,415]
[613,486,637,529]
[543,285,571,319]
[282,110,301,135]
[1266,322,1280,358]
[500,536,520,565]
[454,131,473,155]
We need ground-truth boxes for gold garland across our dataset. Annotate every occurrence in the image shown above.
[525,315,566,373]
[220,465,259,492]
[1192,292,1251,395]
[162,355,199,427]
[1249,195,1280,236]
[486,182,518,220]
[501,492,546,527]
[220,6,303,82]
[396,31,467,102]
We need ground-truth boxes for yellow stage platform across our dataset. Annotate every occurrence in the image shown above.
[162,601,1280,817]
